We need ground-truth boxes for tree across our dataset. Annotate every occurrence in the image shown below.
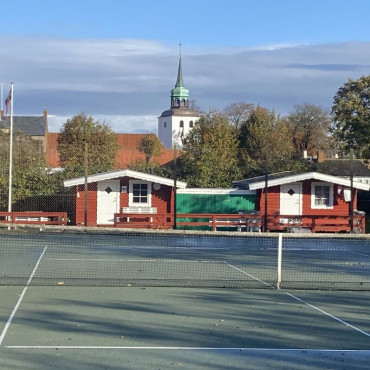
[224,101,254,129]
[238,106,297,177]
[178,111,241,187]
[188,99,203,114]
[137,134,164,165]
[286,103,331,156]
[57,113,119,176]
[0,129,56,209]
[128,160,172,177]
[331,75,370,157]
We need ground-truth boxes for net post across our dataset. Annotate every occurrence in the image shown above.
[277,233,283,289]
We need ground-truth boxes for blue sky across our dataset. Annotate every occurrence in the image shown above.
[5,0,370,45]
[1,0,370,132]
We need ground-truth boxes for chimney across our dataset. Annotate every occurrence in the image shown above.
[317,150,325,163]
[43,109,47,118]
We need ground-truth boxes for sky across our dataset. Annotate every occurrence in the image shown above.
[1,0,369,133]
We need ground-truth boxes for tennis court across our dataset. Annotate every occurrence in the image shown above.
[1,227,370,369]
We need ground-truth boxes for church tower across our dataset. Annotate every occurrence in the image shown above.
[158,55,200,149]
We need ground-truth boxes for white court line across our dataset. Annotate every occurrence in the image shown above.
[225,262,273,288]
[0,246,47,346]
[48,258,235,266]
[48,258,220,263]
[285,292,370,338]
[226,264,370,338]
[5,346,370,352]
[352,251,370,258]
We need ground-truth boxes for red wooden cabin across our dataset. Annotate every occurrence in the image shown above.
[233,172,370,233]
[63,169,187,227]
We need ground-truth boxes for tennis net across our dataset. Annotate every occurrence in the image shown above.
[0,225,369,290]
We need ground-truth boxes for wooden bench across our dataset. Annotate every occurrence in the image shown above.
[121,207,157,214]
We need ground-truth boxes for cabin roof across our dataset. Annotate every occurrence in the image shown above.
[233,171,370,191]
[63,169,187,189]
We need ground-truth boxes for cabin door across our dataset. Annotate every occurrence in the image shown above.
[97,180,120,225]
[280,183,302,215]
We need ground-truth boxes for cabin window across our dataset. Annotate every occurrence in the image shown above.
[129,181,151,206]
[311,182,333,209]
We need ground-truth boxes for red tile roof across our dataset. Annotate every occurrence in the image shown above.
[45,132,177,169]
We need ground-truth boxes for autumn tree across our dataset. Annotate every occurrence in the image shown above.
[188,99,203,114]
[178,111,241,187]
[238,106,297,177]
[224,101,254,128]
[137,134,164,165]
[128,134,169,176]
[129,160,172,177]
[0,130,57,209]
[57,113,119,176]
[331,75,370,157]
[286,103,331,156]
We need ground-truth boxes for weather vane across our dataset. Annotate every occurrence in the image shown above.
[179,41,182,58]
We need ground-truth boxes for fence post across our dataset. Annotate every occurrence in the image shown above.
[277,233,283,289]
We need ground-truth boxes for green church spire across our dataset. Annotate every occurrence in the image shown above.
[171,57,189,109]
[175,57,185,87]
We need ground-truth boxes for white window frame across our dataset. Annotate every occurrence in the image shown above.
[311,182,333,209]
[129,180,151,207]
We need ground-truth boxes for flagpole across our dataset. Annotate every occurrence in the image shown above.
[8,82,14,213]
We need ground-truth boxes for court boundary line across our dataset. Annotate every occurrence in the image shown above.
[0,246,47,346]
[226,262,274,288]
[47,258,225,263]
[285,292,370,337]
[5,346,370,352]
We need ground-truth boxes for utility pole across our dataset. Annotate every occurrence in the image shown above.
[264,154,268,232]
[173,144,177,229]
[349,148,354,233]
[84,142,89,227]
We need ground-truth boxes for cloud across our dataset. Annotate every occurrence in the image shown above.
[48,114,158,134]
[1,36,369,132]
[283,63,370,72]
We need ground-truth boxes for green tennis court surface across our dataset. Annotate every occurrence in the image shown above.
[1,227,370,369]
[1,287,370,369]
